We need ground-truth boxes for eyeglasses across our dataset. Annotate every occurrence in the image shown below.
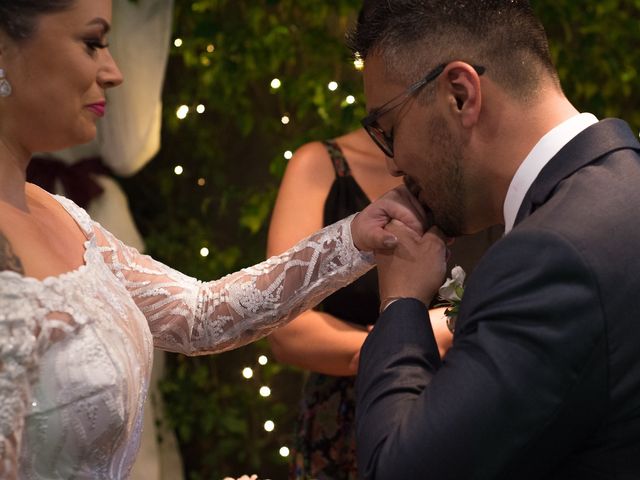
[361,63,485,158]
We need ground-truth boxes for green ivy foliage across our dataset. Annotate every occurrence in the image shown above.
[120,1,639,478]
[534,0,640,128]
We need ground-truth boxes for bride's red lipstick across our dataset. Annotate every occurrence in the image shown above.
[86,101,106,117]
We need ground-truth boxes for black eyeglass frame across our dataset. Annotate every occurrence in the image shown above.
[361,63,486,157]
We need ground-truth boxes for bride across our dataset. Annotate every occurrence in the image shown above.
[0,0,427,478]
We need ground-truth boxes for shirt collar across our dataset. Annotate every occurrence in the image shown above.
[503,112,599,234]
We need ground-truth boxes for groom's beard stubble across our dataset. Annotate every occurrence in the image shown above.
[403,114,467,238]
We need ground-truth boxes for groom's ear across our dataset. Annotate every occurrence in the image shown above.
[443,62,482,129]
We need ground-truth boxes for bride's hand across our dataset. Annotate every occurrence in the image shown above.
[350,185,429,252]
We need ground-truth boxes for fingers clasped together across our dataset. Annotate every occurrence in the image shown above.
[351,185,450,309]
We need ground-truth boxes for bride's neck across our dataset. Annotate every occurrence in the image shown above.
[0,138,31,211]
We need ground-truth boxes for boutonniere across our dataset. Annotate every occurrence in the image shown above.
[438,265,466,333]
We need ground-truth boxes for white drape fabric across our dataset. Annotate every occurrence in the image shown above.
[98,0,174,176]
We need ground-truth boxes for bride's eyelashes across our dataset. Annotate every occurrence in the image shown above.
[83,38,109,54]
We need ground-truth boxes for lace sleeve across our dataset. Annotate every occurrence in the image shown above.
[93,215,374,355]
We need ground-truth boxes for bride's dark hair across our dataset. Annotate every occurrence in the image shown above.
[0,0,74,41]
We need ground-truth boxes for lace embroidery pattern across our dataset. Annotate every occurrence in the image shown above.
[89,201,373,355]
[0,238,152,479]
[0,195,374,478]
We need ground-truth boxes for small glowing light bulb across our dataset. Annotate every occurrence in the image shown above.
[279,446,290,457]
[176,105,189,119]
[354,53,364,70]
[242,367,254,379]
[259,386,271,397]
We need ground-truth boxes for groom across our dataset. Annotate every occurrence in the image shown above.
[353,1,640,479]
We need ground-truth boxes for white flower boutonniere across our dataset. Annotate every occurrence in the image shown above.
[438,265,466,333]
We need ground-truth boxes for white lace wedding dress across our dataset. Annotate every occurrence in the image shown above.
[0,195,373,479]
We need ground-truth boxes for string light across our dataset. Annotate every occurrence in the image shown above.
[242,367,254,379]
[176,105,189,120]
[174,38,183,48]
[270,78,282,89]
[264,420,275,432]
[200,247,210,257]
[201,57,211,67]
[346,95,356,105]
[354,52,364,70]
[328,81,338,91]
[259,386,271,397]
[174,165,184,175]
[196,104,206,114]
[279,447,290,457]
[281,115,290,125]
[197,178,206,187]
[284,150,293,160]
[206,44,215,53]
[258,355,268,365]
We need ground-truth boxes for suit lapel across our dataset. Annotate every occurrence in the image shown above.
[514,119,640,227]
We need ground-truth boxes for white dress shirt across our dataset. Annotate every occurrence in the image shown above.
[503,113,599,234]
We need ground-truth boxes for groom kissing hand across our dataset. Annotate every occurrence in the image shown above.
[352,1,640,479]
[350,185,430,252]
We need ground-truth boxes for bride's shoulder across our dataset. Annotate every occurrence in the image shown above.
[26,183,93,232]
[25,182,63,210]
[25,181,50,199]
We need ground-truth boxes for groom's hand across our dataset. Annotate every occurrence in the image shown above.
[351,185,429,252]
[376,220,448,307]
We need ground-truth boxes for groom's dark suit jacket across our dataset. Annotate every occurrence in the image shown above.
[356,119,640,479]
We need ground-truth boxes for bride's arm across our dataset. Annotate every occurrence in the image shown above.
[94,215,374,355]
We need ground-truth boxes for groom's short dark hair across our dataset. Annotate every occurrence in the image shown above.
[349,0,560,101]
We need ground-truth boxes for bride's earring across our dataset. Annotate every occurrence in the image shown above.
[0,68,12,97]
